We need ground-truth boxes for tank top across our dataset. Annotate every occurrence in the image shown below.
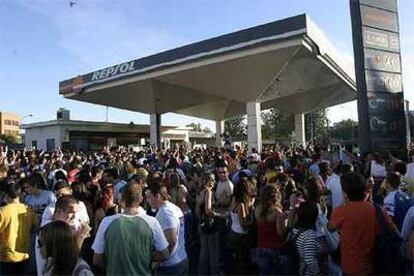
[257,220,285,249]
[231,211,248,234]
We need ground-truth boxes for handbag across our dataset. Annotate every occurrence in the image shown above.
[199,189,219,234]
[200,214,219,234]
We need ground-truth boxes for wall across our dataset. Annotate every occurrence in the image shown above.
[24,125,62,151]
[0,112,20,136]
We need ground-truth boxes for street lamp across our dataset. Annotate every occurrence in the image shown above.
[20,114,33,125]
[19,114,33,143]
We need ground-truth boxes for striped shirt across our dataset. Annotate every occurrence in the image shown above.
[292,228,319,276]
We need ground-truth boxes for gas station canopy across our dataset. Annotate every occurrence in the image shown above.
[59,14,356,121]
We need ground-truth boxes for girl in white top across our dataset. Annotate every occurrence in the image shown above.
[229,178,255,274]
[230,179,254,232]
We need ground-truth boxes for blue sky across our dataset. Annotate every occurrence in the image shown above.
[1,0,414,130]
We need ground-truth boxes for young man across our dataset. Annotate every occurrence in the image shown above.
[40,180,89,227]
[215,162,234,214]
[22,174,56,221]
[329,172,396,274]
[382,172,411,231]
[36,195,90,276]
[0,182,38,275]
[92,183,169,275]
[103,168,126,202]
[326,163,352,211]
[146,181,188,274]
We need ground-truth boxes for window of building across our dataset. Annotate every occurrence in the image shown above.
[12,121,19,126]
[4,120,12,126]
[32,140,37,149]
[46,138,55,152]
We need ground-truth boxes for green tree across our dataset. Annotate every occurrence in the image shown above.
[224,116,246,138]
[261,108,294,139]
[305,109,329,143]
[186,122,202,132]
[0,134,19,144]
[329,119,358,141]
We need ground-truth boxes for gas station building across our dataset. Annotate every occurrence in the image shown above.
[59,14,357,151]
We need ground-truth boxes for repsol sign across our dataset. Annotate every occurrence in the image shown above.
[90,61,136,81]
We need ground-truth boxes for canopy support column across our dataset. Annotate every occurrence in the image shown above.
[294,113,306,146]
[247,102,262,152]
[215,120,224,148]
[150,113,161,148]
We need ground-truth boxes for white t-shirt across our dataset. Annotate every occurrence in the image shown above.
[155,201,187,267]
[41,201,90,229]
[370,160,386,178]
[326,173,344,209]
[309,163,320,177]
[406,163,414,180]
[339,150,351,164]
[215,179,234,206]
[48,168,68,183]
[384,190,398,217]
[401,206,414,241]
[92,209,168,255]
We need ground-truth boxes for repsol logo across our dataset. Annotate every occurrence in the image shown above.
[91,61,136,81]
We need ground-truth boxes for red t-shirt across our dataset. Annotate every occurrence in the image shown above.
[330,201,395,274]
[256,220,285,250]
[67,168,80,184]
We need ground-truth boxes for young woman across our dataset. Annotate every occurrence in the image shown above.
[38,220,93,276]
[196,173,220,275]
[229,178,254,274]
[290,201,320,275]
[254,184,288,275]
[93,184,120,235]
[303,177,329,274]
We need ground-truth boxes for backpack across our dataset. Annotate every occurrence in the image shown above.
[393,191,412,231]
[373,204,405,275]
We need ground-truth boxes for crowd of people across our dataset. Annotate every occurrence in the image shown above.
[1,143,414,275]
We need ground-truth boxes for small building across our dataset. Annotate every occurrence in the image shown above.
[0,111,20,137]
[21,110,214,151]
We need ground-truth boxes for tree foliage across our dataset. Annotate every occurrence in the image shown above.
[261,108,294,139]
[0,134,19,144]
[186,122,202,132]
[305,109,329,143]
[224,116,246,138]
[186,123,213,134]
[329,119,358,141]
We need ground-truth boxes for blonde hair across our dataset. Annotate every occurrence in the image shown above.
[260,184,282,218]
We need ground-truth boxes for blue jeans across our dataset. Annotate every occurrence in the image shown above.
[253,248,290,275]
